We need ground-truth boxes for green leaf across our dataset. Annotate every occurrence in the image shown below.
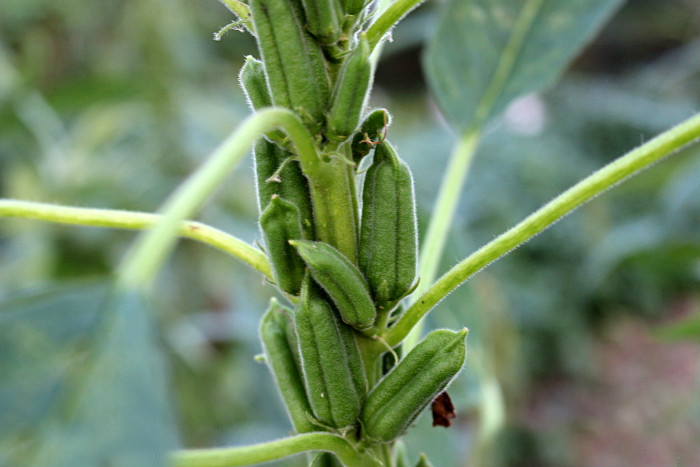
[0,282,178,466]
[0,283,108,440]
[423,0,624,133]
[656,312,700,343]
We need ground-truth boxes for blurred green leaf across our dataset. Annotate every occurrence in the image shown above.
[423,0,624,133]
[0,282,107,439]
[656,312,700,342]
[0,283,178,466]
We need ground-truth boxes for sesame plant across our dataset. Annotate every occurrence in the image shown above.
[1,0,699,466]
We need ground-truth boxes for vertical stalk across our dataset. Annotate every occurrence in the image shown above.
[403,129,480,349]
[357,334,384,389]
[305,155,359,264]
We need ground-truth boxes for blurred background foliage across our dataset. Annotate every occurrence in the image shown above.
[1,0,699,466]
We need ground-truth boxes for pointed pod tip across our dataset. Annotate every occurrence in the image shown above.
[287,239,315,249]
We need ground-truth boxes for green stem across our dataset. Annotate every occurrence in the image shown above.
[386,113,700,347]
[117,108,319,290]
[472,371,506,467]
[0,199,272,280]
[366,0,428,51]
[357,334,385,389]
[217,0,253,33]
[309,155,359,263]
[172,433,382,467]
[403,129,480,350]
[368,0,395,68]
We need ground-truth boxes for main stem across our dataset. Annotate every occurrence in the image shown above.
[305,153,359,264]
[386,112,700,347]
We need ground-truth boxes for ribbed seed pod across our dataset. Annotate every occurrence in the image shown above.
[301,0,343,44]
[290,240,375,330]
[260,195,306,295]
[259,299,315,433]
[249,0,329,132]
[360,329,468,442]
[295,279,367,429]
[254,138,314,238]
[239,56,291,149]
[359,141,418,306]
[326,35,371,143]
[351,108,390,163]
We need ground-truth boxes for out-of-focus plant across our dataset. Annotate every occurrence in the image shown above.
[1,0,699,466]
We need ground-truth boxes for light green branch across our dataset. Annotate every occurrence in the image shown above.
[0,199,272,280]
[172,433,382,467]
[386,112,700,347]
[117,107,318,290]
[366,0,428,51]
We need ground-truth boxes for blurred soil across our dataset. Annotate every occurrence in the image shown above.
[524,299,700,467]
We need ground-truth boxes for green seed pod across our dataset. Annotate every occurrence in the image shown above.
[359,141,418,306]
[326,35,372,143]
[260,195,306,295]
[249,0,329,132]
[295,279,367,429]
[301,0,343,44]
[254,138,314,238]
[360,328,467,442]
[290,240,375,330]
[259,299,315,433]
[239,56,291,149]
[239,56,272,110]
[351,108,390,163]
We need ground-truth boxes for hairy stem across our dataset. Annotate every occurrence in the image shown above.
[403,129,480,351]
[217,0,253,32]
[117,108,318,289]
[0,199,272,280]
[172,433,382,467]
[386,112,700,347]
[309,155,359,263]
[366,0,428,51]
